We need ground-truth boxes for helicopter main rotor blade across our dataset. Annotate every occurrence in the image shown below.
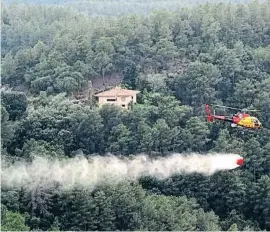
[211,104,261,112]
[245,109,261,112]
[210,104,241,111]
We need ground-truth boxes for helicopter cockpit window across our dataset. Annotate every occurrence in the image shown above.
[253,118,259,126]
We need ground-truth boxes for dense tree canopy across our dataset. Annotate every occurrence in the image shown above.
[1,0,270,231]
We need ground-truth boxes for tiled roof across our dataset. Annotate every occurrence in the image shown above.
[94,87,140,97]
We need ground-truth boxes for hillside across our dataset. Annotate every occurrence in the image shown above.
[2,0,257,16]
[1,0,270,231]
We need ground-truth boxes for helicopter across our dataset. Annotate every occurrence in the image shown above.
[205,104,263,129]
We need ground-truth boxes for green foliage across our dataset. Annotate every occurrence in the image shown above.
[186,117,210,152]
[1,105,15,146]
[174,61,220,109]
[228,223,238,231]
[1,205,30,231]
[15,139,65,161]
[1,91,27,121]
[1,1,270,231]
[48,217,60,231]
[196,209,221,231]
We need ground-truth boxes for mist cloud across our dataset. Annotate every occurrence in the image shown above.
[1,153,242,191]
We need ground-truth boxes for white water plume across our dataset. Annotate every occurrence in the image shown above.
[1,153,243,190]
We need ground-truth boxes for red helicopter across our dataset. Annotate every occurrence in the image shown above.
[205,104,263,129]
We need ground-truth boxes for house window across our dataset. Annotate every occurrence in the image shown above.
[121,97,126,101]
[107,99,116,102]
[121,104,125,108]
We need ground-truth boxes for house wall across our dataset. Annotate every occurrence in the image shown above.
[97,95,137,109]
[98,96,116,107]
[132,94,137,103]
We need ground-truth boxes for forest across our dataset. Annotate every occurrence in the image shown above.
[2,0,253,16]
[1,0,270,231]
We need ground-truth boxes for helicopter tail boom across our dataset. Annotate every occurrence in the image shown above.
[205,104,233,123]
[205,104,213,122]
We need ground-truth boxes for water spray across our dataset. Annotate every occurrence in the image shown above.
[1,153,244,191]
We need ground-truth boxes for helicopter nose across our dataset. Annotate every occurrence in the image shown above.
[236,158,244,166]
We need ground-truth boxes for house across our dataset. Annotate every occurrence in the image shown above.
[94,86,140,109]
